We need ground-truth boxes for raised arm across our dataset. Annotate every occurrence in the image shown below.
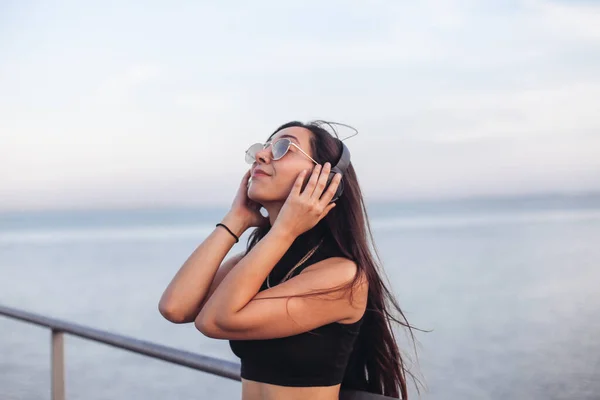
[158,169,268,324]
[158,212,248,323]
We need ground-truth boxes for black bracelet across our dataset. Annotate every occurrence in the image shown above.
[216,223,239,243]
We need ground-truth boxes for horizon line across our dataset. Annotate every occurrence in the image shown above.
[1,189,600,215]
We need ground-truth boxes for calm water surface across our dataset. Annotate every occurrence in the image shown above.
[1,196,599,399]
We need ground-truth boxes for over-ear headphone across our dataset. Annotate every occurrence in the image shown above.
[326,139,351,203]
[248,140,351,202]
[247,135,353,203]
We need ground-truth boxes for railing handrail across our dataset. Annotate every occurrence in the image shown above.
[0,304,241,381]
[0,303,399,400]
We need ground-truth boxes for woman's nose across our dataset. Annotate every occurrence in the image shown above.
[254,144,272,164]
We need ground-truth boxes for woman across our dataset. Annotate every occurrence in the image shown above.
[159,121,418,399]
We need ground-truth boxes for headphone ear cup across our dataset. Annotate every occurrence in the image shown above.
[326,171,343,203]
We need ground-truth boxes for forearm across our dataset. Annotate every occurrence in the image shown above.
[198,227,296,323]
[159,213,247,322]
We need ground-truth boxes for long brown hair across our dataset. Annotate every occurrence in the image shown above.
[245,121,423,398]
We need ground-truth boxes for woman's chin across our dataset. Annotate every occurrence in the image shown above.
[248,187,279,204]
[247,187,262,202]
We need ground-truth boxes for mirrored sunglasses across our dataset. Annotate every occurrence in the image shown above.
[245,138,316,165]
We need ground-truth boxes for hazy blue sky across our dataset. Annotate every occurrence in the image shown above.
[1,0,599,211]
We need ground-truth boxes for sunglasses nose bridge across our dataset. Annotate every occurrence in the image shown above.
[249,142,272,164]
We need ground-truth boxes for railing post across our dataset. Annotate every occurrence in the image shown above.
[51,329,65,400]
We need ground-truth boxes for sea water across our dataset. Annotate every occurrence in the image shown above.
[1,195,599,400]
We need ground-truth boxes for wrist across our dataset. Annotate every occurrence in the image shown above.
[268,225,297,245]
[220,213,249,237]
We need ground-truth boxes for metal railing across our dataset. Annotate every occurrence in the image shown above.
[0,304,397,400]
[0,304,240,400]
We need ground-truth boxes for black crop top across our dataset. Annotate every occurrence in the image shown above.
[229,226,364,387]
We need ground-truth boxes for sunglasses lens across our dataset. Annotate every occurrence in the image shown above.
[272,139,290,160]
[245,143,264,164]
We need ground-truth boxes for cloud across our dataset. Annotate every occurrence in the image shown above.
[1,0,600,210]
[95,64,161,106]
[415,82,600,143]
[529,0,600,41]
[173,91,234,113]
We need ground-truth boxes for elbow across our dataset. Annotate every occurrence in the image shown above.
[194,312,219,338]
[194,311,231,339]
[158,300,193,324]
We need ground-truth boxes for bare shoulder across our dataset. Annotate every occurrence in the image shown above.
[300,256,368,322]
[302,256,366,284]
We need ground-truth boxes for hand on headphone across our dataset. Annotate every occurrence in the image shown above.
[271,162,342,240]
[228,169,269,229]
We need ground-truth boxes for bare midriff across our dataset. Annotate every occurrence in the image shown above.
[241,379,341,400]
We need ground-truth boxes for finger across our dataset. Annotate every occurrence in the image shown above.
[319,172,342,204]
[310,162,332,200]
[292,169,308,196]
[320,202,336,219]
[242,169,251,185]
[302,163,322,197]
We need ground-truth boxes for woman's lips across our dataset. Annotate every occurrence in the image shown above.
[252,171,270,178]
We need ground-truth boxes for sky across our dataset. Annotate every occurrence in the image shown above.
[1,0,599,211]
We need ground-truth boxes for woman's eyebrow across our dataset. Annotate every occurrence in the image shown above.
[270,134,300,144]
